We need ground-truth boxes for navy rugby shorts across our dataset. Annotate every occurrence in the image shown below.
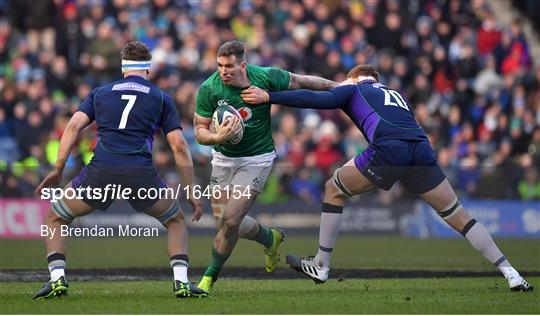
[71,165,168,212]
[354,139,446,194]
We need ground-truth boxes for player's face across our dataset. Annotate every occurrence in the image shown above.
[217,55,246,87]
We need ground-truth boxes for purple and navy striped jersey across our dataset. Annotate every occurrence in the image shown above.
[268,80,427,144]
[77,75,181,167]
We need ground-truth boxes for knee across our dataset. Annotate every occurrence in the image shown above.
[46,209,69,225]
[220,217,240,238]
[163,212,185,229]
[436,196,463,220]
[324,179,341,199]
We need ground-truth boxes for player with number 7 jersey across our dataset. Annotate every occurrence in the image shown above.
[79,75,179,167]
[33,41,209,300]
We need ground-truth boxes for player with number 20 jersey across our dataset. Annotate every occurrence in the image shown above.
[240,64,533,292]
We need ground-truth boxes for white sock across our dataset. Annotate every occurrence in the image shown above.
[462,219,517,279]
[173,265,188,283]
[499,266,519,279]
[170,255,189,283]
[313,203,343,268]
[50,268,65,282]
[47,252,66,282]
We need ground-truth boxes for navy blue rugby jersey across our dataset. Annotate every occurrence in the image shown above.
[268,80,428,144]
[77,75,181,167]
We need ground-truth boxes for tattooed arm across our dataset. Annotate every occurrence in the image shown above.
[288,73,337,90]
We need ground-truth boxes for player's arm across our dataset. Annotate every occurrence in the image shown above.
[161,93,205,221]
[194,85,241,145]
[35,111,91,195]
[193,113,241,145]
[241,85,355,109]
[263,67,336,91]
[165,129,203,222]
[288,73,338,90]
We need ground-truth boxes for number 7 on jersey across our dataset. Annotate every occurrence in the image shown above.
[118,94,137,129]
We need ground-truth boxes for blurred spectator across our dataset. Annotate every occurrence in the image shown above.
[10,0,57,54]
[476,11,501,55]
[55,2,86,72]
[519,168,540,200]
[80,21,121,85]
[474,55,503,95]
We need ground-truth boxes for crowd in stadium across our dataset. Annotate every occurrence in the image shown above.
[1,0,539,202]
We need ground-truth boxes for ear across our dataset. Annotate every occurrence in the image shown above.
[241,61,247,70]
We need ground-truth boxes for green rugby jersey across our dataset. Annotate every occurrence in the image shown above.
[196,64,290,157]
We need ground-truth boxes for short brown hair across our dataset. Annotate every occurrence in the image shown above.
[346,64,380,81]
[120,41,152,61]
[217,40,246,62]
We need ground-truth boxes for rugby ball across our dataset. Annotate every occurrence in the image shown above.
[210,104,245,145]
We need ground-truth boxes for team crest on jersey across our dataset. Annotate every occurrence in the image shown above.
[217,99,230,107]
[238,107,252,121]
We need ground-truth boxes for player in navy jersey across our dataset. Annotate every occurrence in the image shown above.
[241,64,533,292]
[33,41,208,299]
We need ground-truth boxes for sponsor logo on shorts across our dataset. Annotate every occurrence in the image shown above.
[252,177,263,192]
[366,168,382,182]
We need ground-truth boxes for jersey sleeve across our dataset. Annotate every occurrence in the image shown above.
[268,85,356,109]
[195,84,215,118]
[77,88,97,121]
[160,93,182,134]
[263,67,291,92]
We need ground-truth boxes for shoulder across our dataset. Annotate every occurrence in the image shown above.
[248,64,290,90]
[360,81,385,89]
[89,84,110,99]
[246,64,265,73]
[247,64,285,77]
[198,73,221,95]
[356,81,383,94]
[330,84,357,97]
[200,72,221,89]
[161,91,173,103]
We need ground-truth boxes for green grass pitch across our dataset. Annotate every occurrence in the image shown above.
[1,278,539,314]
[1,236,539,314]
[2,235,539,270]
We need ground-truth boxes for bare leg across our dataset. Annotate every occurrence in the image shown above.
[212,194,265,240]
[42,180,95,283]
[145,198,189,282]
[420,179,533,290]
[202,189,257,281]
[314,159,376,268]
[214,193,256,254]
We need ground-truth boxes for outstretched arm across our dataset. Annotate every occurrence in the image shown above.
[241,85,355,109]
[269,89,341,109]
[288,73,338,90]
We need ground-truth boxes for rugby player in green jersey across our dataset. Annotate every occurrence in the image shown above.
[194,40,337,293]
